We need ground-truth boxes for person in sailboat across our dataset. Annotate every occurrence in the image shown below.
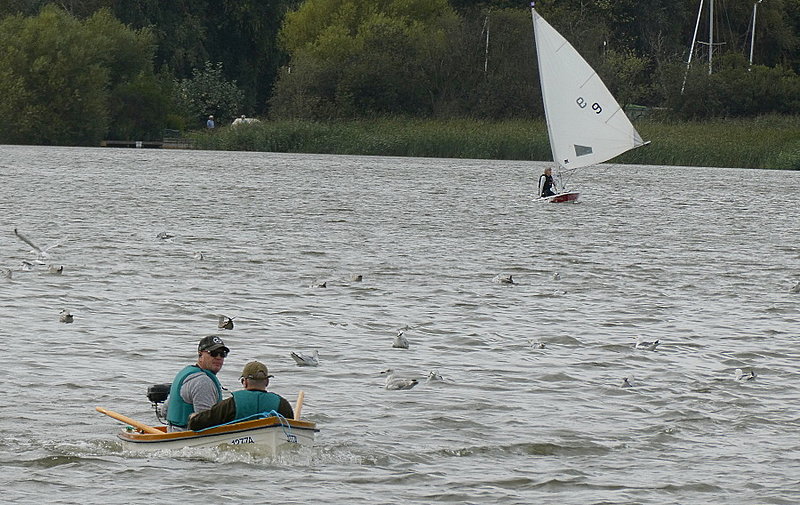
[538,167,557,197]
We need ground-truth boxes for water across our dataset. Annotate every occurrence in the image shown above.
[1,145,798,504]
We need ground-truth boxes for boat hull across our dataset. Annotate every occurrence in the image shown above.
[117,416,318,452]
[537,191,580,203]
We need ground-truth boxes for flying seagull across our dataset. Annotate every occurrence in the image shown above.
[14,228,60,262]
[290,350,320,367]
[218,315,234,330]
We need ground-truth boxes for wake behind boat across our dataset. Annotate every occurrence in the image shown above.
[531,3,648,203]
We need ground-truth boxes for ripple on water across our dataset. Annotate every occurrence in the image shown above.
[1,149,799,504]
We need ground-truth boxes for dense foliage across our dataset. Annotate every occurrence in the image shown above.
[0,0,799,145]
[0,6,159,144]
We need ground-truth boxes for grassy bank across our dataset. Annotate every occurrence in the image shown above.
[189,116,800,169]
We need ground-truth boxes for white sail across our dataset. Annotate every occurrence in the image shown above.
[532,7,646,171]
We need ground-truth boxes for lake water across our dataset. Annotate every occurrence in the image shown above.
[1,145,798,504]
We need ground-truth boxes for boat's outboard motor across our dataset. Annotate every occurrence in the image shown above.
[147,383,171,424]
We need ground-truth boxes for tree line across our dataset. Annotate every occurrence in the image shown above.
[1,0,798,146]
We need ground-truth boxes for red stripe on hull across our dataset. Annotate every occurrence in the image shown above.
[548,192,580,203]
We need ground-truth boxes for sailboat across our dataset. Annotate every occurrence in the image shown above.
[531,3,648,203]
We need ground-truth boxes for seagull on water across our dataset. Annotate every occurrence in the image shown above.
[218,315,234,330]
[290,350,320,367]
[791,281,800,293]
[735,368,756,381]
[59,309,74,323]
[392,330,409,349]
[156,231,174,240]
[634,338,660,351]
[350,274,363,282]
[528,339,546,349]
[310,281,327,288]
[194,251,204,261]
[493,274,516,285]
[426,370,444,383]
[381,369,418,390]
[14,228,60,262]
[48,265,63,275]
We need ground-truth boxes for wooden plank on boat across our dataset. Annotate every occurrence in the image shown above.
[294,390,305,420]
[96,406,162,434]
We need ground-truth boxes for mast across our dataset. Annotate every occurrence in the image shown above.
[483,10,490,73]
[708,0,714,74]
[681,0,704,94]
[749,1,763,68]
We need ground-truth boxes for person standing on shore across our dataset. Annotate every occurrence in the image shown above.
[206,115,215,129]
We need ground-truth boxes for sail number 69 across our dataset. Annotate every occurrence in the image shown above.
[576,97,602,114]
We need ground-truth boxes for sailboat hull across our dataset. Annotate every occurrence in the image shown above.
[538,191,580,203]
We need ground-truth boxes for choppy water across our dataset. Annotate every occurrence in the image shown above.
[1,145,798,504]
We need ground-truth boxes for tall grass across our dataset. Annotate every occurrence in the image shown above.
[190,116,800,169]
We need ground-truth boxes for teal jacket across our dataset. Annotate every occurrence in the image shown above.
[232,390,281,420]
[187,389,294,430]
[166,365,223,428]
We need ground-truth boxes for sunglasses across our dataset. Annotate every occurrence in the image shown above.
[205,349,228,358]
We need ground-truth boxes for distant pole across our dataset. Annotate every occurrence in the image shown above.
[749,0,763,68]
[708,0,714,74]
[682,0,705,94]
[483,10,491,73]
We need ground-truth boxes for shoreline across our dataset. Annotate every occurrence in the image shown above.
[187,117,800,170]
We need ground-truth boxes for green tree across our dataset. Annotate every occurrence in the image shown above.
[174,62,245,126]
[108,72,172,140]
[596,48,652,107]
[666,53,800,118]
[108,0,300,114]
[0,6,154,144]
[272,0,458,118]
[472,8,539,118]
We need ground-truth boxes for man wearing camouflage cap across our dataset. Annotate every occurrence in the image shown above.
[165,335,230,431]
[188,360,294,430]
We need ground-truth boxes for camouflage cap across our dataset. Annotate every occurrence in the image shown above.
[241,361,273,380]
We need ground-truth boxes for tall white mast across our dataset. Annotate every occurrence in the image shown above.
[708,0,714,74]
[749,1,763,68]
[681,0,705,94]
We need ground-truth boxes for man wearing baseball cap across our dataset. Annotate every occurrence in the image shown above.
[165,335,230,431]
[187,360,294,431]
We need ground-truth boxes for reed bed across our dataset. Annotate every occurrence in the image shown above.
[190,116,799,169]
